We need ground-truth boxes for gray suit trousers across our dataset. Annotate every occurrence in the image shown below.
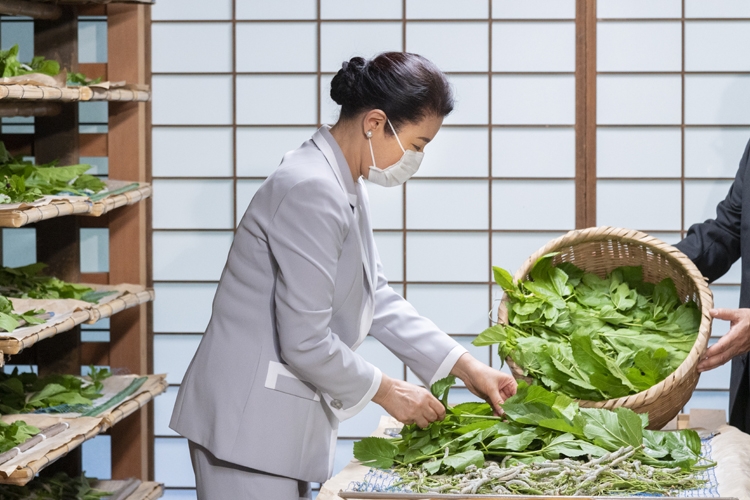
[189,441,312,500]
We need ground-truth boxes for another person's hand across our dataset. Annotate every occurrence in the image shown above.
[451,353,517,416]
[698,308,750,372]
[372,374,446,428]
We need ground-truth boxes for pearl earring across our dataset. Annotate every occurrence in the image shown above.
[366,131,373,138]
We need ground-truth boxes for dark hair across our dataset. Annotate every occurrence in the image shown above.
[330,52,454,132]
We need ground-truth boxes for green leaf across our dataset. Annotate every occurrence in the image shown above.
[353,437,399,469]
[0,312,19,333]
[430,376,455,408]
[580,407,643,451]
[442,450,484,473]
[492,266,515,291]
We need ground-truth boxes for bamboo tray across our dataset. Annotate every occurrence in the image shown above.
[99,374,168,430]
[0,287,155,358]
[91,480,164,500]
[0,84,150,103]
[0,183,151,228]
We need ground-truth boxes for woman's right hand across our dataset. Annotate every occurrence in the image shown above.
[371,374,446,428]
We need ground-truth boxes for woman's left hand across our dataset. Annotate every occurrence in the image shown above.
[450,353,517,416]
[698,308,750,371]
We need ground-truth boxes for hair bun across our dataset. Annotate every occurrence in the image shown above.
[330,56,366,106]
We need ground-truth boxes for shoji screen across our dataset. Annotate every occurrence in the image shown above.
[595,0,750,414]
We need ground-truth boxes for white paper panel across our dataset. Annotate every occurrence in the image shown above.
[152,23,231,73]
[414,127,487,177]
[1,22,33,62]
[2,228,35,267]
[80,228,109,273]
[598,75,682,125]
[236,179,265,223]
[492,232,567,276]
[406,22,488,72]
[685,0,750,18]
[152,180,234,229]
[373,232,403,281]
[365,182,403,230]
[236,75,317,125]
[492,180,575,230]
[406,180,488,230]
[407,0,488,19]
[320,74,339,124]
[597,180,681,230]
[153,0,232,20]
[492,128,575,177]
[152,75,233,125]
[154,386,179,437]
[686,22,750,72]
[153,231,233,281]
[685,128,750,178]
[153,283,217,333]
[493,22,575,72]
[153,128,233,177]
[155,438,195,487]
[237,127,316,177]
[333,440,355,477]
[683,391,729,414]
[648,232,682,245]
[160,491,198,500]
[444,75,489,125]
[82,435,110,480]
[685,75,750,125]
[492,0,575,19]
[597,22,681,72]
[320,22,403,72]
[79,20,107,64]
[236,23,316,72]
[406,233,488,282]
[684,180,734,228]
[492,76,575,125]
[407,284,490,334]
[697,340,731,390]
[154,334,202,384]
[710,285,741,337]
[236,0,316,20]
[597,0,682,18]
[597,128,682,178]
[321,0,402,19]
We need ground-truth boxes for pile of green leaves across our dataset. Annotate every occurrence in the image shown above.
[0,473,108,499]
[473,255,700,400]
[354,378,703,477]
[0,44,102,85]
[0,367,111,414]
[0,296,45,333]
[0,45,59,79]
[0,263,113,303]
[0,142,106,204]
[0,419,38,454]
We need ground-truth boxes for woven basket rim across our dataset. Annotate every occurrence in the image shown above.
[500,225,713,410]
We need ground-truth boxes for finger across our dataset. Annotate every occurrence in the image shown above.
[429,398,446,421]
[416,417,430,429]
[698,348,736,372]
[711,308,739,321]
[702,336,733,360]
[499,376,518,398]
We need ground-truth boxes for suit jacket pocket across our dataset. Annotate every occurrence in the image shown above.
[264,360,320,401]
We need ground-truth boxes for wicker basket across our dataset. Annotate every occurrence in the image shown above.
[498,226,713,430]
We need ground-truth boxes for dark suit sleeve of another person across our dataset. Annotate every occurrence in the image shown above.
[675,139,750,282]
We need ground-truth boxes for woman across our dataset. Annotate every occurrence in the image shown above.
[170,52,517,499]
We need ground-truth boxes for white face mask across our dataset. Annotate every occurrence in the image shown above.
[366,119,424,188]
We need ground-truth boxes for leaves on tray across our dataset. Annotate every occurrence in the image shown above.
[0,263,114,303]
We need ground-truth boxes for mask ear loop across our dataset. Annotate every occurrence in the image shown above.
[367,131,377,168]
[387,119,406,153]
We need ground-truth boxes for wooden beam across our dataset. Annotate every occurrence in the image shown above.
[80,133,109,157]
[575,0,597,228]
[106,3,152,482]
[80,342,110,366]
[0,0,61,19]
[79,63,108,82]
[80,272,109,284]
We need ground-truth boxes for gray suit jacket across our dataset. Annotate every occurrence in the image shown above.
[170,126,466,482]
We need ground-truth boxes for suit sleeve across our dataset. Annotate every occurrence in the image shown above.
[675,138,750,282]
[269,178,380,421]
[367,247,467,387]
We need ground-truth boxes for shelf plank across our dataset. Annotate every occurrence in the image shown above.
[91,480,164,500]
[0,287,155,358]
[0,183,152,228]
[0,0,61,19]
[0,84,150,103]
